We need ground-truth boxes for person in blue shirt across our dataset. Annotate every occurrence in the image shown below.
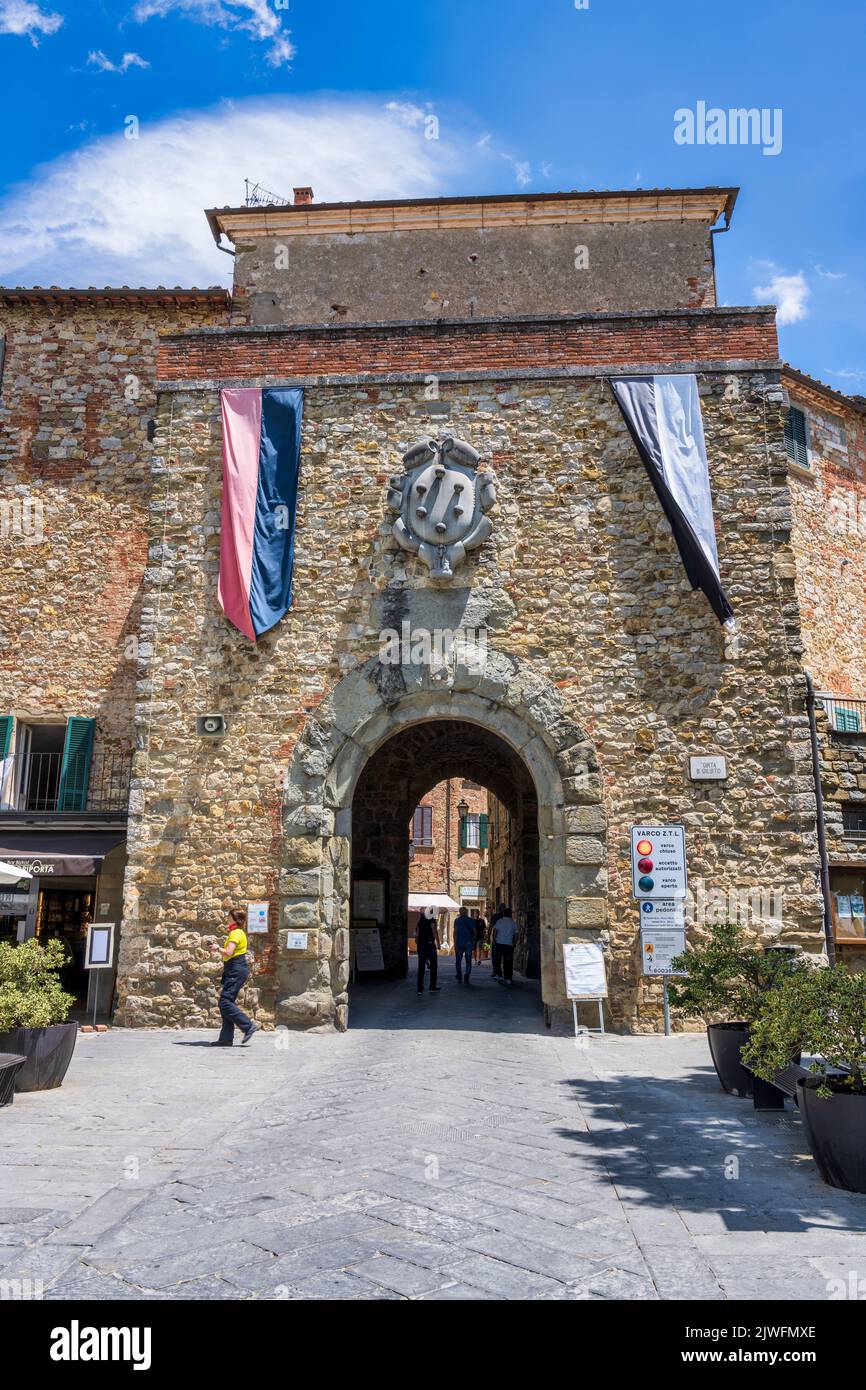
[454,908,477,984]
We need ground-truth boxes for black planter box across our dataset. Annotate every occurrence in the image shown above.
[0,1022,78,1092]
[0,1054,27,1106]
[707,1021,753,1097]
[798,1078,866,1194]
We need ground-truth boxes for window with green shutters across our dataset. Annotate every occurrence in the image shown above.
[835,708,862,733]
[0,715,12,760]
[57,717,95,812]
[460,813,489,850]
[784,406,810,468]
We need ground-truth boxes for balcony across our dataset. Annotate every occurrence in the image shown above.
[0,748,132,819]
[819,695,866,737]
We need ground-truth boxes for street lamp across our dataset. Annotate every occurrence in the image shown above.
[457,797,469,821]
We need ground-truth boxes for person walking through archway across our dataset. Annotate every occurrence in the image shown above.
[454,905,476,984]
[492,904,518,987]
[416,906,442,994]
[472,908,487,966]
[209,909,259,1045]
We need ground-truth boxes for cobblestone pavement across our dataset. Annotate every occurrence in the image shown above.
[2,963,866,1301]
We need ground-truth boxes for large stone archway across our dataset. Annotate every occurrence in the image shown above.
[277,649,606,1031]
[351,718,541,979]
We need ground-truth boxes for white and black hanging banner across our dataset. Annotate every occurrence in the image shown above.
[609,374,734,626]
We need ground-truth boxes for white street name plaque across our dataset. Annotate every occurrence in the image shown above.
[688,755,728,781]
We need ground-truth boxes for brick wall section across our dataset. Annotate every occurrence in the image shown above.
[156,309,779,384]
[784,375,866,697]
[407,778,488,902]
[0,295,228,754]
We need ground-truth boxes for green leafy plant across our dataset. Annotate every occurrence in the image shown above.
[0,938,75,1031]
[668,921,804,1024]
[743,966,866,1097]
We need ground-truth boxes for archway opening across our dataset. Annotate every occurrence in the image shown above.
[349,719,541,1009]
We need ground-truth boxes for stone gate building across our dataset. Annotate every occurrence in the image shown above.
[2,185,861,1033]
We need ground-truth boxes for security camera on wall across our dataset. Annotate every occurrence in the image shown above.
[196,714,227,738]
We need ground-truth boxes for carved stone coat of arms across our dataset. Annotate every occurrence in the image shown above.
[387,436,497,582]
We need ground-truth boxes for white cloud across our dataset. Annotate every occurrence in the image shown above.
[753,265,810,325]
[814,263,846,281]
[88,50,150,74]
[0,0,63,43]
[826,367,866,386]
[132,0,295,67]
[384,101,427,128]
[0,97,474,287]
[474,132,534,187]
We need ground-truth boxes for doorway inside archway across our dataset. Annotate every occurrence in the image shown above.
[349,719,541,1008]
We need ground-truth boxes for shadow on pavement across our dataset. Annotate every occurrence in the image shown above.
[557,1069,866,1235]
[349,961,545,1033]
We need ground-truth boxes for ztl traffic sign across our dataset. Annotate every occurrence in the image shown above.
[630,825,687,900]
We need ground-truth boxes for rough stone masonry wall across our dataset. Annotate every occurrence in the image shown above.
[116,369,825,1032]
[815,703,866,870]
[231,221,716,327]
[0,299,226,757]
[787,384,866,697]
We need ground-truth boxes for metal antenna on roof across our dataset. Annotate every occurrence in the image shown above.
[244,178,289,208]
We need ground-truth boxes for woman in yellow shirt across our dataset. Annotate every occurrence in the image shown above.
[209,909,258,1046]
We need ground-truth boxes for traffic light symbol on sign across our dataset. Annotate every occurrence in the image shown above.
[635,838,654,890]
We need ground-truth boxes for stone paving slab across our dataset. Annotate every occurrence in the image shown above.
[2,964,866,1300]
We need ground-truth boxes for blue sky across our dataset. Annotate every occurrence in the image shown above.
[1,0,864,388]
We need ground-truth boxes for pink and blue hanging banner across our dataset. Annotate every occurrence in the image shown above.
[218,387,304,641]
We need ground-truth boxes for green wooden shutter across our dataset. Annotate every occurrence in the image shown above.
[0,716,12,760]
[479,813,489,849]
[459,816,467,850]
[58,717,95,811]
[784,407,809,468]
[836,708,861,733]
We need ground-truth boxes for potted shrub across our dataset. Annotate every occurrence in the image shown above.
[668,922,803,1097]
[0,938,77,1092]
[744,966,866,1193]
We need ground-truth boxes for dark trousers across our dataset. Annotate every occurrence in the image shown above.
[491,942,502,977]
[417,941,438,992]
[499,945,514,981]
[218,958,252,1044]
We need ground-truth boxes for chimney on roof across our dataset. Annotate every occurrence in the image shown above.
[293,187,314,206]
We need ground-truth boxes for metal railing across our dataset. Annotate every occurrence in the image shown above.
[0,749,132,815]
[819,696,866,736]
